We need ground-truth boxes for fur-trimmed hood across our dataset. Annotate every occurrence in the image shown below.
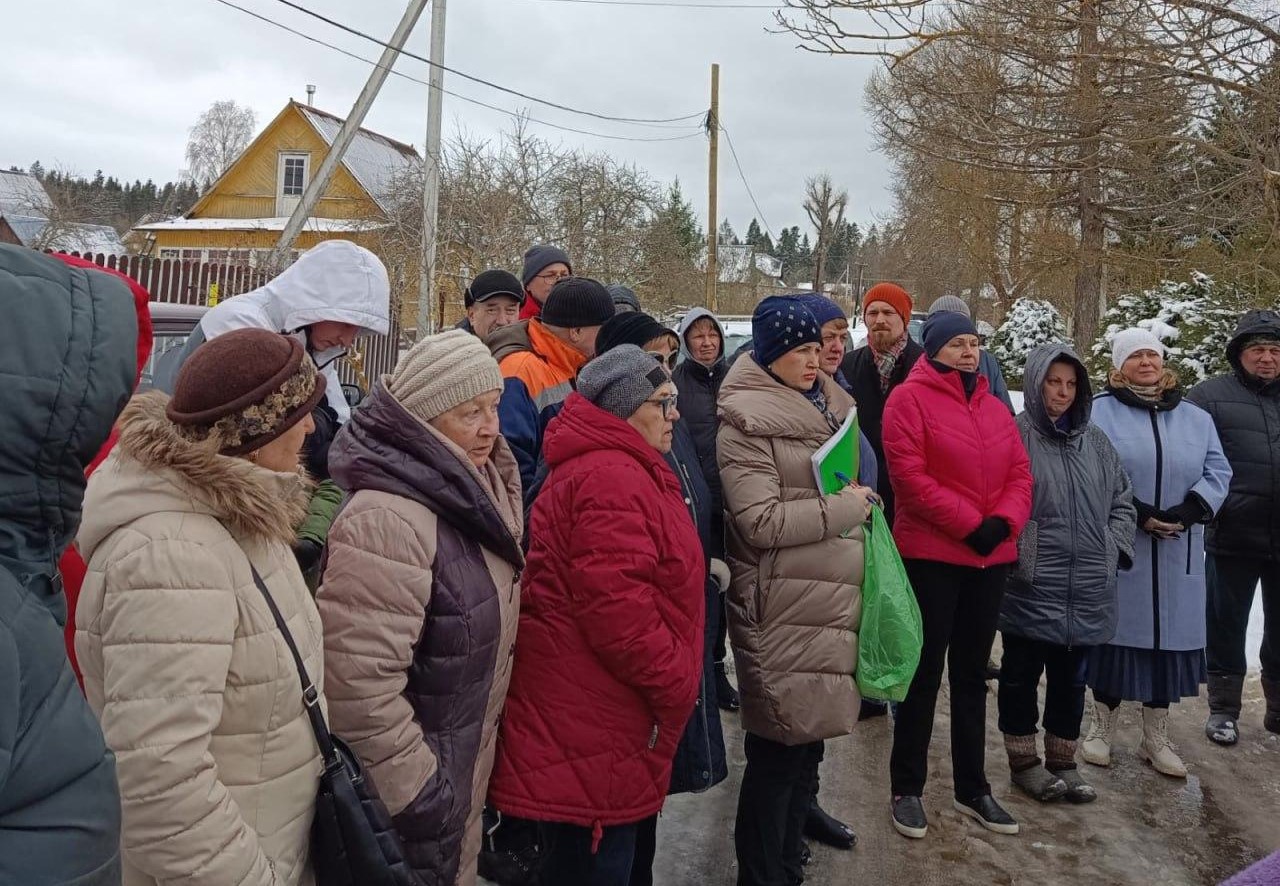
[78,391,311,560]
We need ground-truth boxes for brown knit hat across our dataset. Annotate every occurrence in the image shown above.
[167,328,327,456]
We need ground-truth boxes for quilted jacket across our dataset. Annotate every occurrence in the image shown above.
[319,381,524,886]
[882,358,1033,568]
[488,393,704,832]
[76,392,324,886]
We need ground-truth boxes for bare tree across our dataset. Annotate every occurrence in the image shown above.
[803,173,849,292]
[185,100,257,188]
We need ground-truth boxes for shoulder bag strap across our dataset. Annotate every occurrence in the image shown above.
[247,564,338,764]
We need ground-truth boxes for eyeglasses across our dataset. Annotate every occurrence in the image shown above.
[645,392,679,419]
[646,350,679,370]
[535,270,571,283]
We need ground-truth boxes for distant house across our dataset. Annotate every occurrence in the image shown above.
[131,100,419,266]
[0,170,127,254]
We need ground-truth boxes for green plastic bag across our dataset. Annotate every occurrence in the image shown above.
[855,505,923,702]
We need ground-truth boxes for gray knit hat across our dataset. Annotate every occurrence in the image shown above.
[387,329,504,422]
[928,295,972,318]
[578,344,671,420]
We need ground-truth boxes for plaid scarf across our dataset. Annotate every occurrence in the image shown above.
[872,335,909,394]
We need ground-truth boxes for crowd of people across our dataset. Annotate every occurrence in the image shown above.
[0,237,1278,886]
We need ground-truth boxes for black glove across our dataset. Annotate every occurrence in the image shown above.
[965,517,1011,557]
[1163,495,1210,528]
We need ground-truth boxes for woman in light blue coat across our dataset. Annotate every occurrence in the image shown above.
[1084,328,1232,779]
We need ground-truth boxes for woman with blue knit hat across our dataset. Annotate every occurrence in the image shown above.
[882,309,1033,840]
[718,296,877,886]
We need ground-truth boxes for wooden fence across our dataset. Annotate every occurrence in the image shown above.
[54,251,402,387]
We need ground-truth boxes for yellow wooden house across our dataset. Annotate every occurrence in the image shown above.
[132,99,418,266]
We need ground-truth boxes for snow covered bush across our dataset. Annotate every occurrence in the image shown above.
[990,298,1068,389]
[1089,273,1247,384]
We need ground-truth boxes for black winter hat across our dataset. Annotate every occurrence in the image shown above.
[607,284,642,313]
[541,277,615,329]
[922,310,978,358]
[595,311,669,355]
[465,269,525,308]
[521,244,573,287]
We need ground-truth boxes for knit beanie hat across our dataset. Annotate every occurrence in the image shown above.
[796,292,846,328]
[595,312,670,356]
[465,269,525,308]
[578,344,671,420]
[752,296,823,368]
[541,277,616,328]
[1111,327,1166,370]
[862,282,913,323]
[521,244,573,287]
[928,295,972,318]
[608,284,642,313]
[922,310,978,358]
[168,328,326,457]
[387,328,504,423]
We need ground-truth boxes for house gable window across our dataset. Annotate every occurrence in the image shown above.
[277,152,310,215]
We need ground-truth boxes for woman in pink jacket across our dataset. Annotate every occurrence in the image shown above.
[881,310,1033,841]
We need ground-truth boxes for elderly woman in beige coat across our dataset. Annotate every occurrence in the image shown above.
[76,328,326,886]
[317,329,523,886]
[717,297,874,886]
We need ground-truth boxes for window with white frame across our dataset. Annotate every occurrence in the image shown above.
[280,154,308,197]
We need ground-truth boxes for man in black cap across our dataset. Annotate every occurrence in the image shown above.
[608,284,642,314]
[458,269,525,340]
[519,244,573,321]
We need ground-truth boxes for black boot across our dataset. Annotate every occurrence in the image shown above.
[714,661,740,711]
[1205,673,1244,745]
[1263,677,1280,735]
[804,796,857,850]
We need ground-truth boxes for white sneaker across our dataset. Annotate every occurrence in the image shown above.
[1139,706,1187,778]
[1081,698,1115,767]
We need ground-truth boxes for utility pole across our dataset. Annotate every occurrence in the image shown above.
[273,0,429,264]
[705,63,720,313]
[417,0,447,341]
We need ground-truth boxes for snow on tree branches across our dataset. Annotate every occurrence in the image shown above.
[990,298,1067,389]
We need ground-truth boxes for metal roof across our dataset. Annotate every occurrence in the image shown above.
[1,213,126,254]
[297,104,419,215]
[0,170,52,218]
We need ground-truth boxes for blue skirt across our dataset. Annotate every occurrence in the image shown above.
[1087,644,1205,704]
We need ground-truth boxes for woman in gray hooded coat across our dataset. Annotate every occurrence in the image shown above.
[997,343,1136,804]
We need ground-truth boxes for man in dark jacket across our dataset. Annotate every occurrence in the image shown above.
[672,307,738,711]
[839,282,925,526]
[1188,309,1280,745]
[458,269,524,340]
[0,244,130,884]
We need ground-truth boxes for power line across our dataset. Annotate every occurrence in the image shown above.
[269,0,707,125]
[209,0,707,143]
[719,123,776,239]
[528,0,779,7]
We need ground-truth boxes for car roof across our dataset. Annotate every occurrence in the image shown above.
[148,302,209,322]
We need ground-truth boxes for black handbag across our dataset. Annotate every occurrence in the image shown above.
[248,565,421,886]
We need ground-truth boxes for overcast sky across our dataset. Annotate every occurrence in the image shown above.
[1,0,893,236]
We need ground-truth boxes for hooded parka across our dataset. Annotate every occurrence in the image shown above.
[1092,386,1232,650]
[76,392,324,886]
[1000,344,1137,648]
[157,240,391,422]
[716,356,866,745]
[318,381,524,886]
[0,245,132,886]
[672,308,728,540]
[1186,310,1280,561]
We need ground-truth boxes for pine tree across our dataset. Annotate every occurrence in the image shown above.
[990,298,1068,388]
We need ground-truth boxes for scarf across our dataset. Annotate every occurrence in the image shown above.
[802,380,842,432]
[872,335,909,394]
[1108,368,1178,403]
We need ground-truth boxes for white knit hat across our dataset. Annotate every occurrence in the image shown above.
[387,329,504,422]
[1111,327,1166,370]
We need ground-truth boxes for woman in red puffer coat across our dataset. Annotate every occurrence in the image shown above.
[488,345,704,886]
[881,310,1032,842]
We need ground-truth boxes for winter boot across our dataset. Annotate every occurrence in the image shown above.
[1205,673,1245,746]
[1262,677,1280,735]
[1045,733,1096,804]
[804,797,857,850]
[715,662,740,712]
[1004,733,1067,801]
[1081,698,1116,767]
[1138,707,1188,778]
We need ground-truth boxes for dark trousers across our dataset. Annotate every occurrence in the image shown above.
[735,732,822,886]
[539,821,638,886]
[996,633,1089,740]
[1207,554,1280,681]
[629,814,658,886]
[890,560,1008,801]
[714,595,729,664]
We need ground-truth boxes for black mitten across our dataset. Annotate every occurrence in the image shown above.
[965,517,1011,557]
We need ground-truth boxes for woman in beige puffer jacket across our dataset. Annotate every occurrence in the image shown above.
[716,296,873,886]
[75,329,326,886]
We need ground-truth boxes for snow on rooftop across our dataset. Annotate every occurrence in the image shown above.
[133,216,387,233]
[0,170,52,218]
[298,105,418,215]
[2,213,126,254]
